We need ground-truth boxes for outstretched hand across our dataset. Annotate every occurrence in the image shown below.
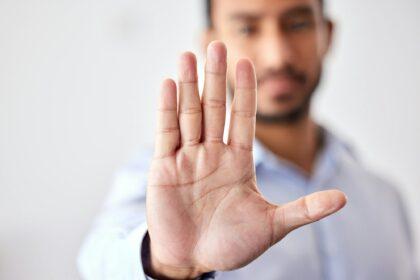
[146,41,347,279]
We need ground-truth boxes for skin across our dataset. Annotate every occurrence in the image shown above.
[205,0,333,173]
[146,0,346,279]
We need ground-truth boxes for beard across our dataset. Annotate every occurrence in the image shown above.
[255,64,323,125]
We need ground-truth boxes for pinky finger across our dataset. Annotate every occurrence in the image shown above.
[154,79,180,158]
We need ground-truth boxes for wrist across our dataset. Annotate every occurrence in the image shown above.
[147,259,203,280]
[142,232,206,279]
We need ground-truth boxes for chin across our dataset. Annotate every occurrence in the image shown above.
[256,100,310,124]
[258,99,302,115]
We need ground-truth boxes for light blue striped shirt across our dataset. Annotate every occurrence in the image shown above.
[78,129,418,279]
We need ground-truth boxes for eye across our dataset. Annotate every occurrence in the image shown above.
[238,25,257,36]
[285,18,314,32]
[291,21,310,30]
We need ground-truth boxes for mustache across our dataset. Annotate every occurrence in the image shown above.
[257,65,307,85]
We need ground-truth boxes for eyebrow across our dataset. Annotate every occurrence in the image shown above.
[283,6,314,18]
[229,5,315,22]
[229,13,262,22]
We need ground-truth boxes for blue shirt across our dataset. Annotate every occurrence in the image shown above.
[78,129,418,279]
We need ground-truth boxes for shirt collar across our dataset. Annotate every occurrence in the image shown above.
[252,127,357,183]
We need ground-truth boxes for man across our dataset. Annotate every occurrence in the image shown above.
[78,0,418,279]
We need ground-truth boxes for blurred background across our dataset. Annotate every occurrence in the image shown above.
[0,0,419,279]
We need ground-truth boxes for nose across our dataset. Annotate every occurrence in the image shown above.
[258,29,294,70]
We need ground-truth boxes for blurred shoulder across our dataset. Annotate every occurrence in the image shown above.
[105,146,155,206]
[326,128,403,202]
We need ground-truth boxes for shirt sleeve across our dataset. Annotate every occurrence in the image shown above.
[77,149,218,279]
[77,149,152,279]
[393,188,420,280]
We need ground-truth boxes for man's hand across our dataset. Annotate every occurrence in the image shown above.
[146,41,347,279]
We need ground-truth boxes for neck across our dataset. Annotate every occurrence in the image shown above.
[255,115,321,175]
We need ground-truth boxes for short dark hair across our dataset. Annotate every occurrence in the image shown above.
[205,0,324,28]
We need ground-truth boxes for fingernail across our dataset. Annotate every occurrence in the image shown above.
[179,52,197,82]
[208,41,226,63]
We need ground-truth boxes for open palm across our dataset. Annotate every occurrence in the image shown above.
[146,41,346,279]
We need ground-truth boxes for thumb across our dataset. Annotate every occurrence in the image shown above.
[272,190,347,242]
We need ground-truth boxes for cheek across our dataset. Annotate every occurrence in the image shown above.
[226,60,236,87]
[297,46,315,64]
[303,49,323,83]
[225,48,255,86]
[292,41,323,81]
[289,32,321,62]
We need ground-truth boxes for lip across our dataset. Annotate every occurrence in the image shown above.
[259,78,300,98]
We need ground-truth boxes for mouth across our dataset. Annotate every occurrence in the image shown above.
[258,77,301,99]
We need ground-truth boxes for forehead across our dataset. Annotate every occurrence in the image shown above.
[212,0,322,22]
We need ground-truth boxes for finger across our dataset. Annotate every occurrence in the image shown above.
[202,41,227,143]
[154,79,179,158]
[227,59,257,150]
[178,52,202,146]
[272,190,347,242]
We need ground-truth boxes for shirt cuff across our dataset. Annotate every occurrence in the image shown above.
[198,271,217,279]
[126,222,149,280]
[130,224,217,280]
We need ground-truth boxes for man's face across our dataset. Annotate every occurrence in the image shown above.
[209,0,332,123]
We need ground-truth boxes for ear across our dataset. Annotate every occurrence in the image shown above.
[323,19,334,55]
[200,29,218,56]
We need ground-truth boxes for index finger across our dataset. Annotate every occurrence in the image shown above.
[227,59,257,151]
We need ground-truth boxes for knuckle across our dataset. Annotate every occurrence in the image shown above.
[302,197,314,222]
[157,126,179,134]
[203,98,226,109]
[183,139,200,147]
[157,108,177,113]
[232,110,255,118]
[180,106,202,115]
[179,80,198,85]
[205,69,226,77]
[204,135,223,143]
[182,136,201,146]
[228,141,253,151]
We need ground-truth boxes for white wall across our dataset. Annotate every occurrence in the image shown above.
[0,0,418,279]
